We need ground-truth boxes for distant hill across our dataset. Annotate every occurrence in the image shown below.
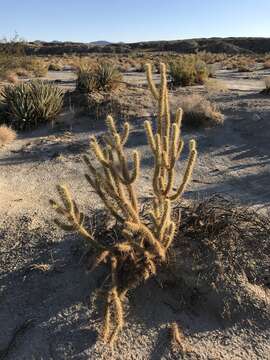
[89,40,111,46]
[125,37,270,54]
[2,37,270,55]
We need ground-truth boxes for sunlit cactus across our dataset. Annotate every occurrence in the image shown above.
[50,63,197,346]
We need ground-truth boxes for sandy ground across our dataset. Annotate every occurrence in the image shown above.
[0,68,269,359]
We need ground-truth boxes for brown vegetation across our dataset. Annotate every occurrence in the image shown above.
[0,124,17,146]
[178,94,224,127]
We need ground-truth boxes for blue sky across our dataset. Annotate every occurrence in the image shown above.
[0,0,269,43]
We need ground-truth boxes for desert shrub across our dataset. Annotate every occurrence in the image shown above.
[76,62,122,94]
[28,58,48,77]
[0,35,26,79]
[237,63,252,72]
[0,124,16,146]
[0,52,47,80]
[0,36,47,80]
[195,60,209,83]
[179,94,224,127]
[170,57,209,87]
[50,63,197,345]
[170,60,196,86]
[87,91,129,121]
[1,80,63,130]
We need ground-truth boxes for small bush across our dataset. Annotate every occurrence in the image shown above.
[179,94,224,127]
[0,124,16,146]
[170,58,209,87]
[1,81,63,130]
[30,59,48,77]
[195,60,209,83]
[170,60,196,86]
[87,91,128,121]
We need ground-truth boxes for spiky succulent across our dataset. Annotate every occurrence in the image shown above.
[1,80,63,130]
[29,81,63,122]
[76,62,122,93]
[94,62,122,91]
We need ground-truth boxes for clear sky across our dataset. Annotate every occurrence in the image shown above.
[0,0,269,43]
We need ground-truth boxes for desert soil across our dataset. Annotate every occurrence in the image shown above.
[0,68,269,359]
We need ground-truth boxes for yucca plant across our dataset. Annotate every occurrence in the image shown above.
[1,82,36,129]
[76,66,97,93]
[76,62,122,93]
[1,80,63,130]
[29,81,64,122]
[94,62,122,91]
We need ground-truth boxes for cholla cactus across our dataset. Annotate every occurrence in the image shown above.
[50,63,197,346]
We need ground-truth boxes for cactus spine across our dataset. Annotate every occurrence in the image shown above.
[50,63,197,345]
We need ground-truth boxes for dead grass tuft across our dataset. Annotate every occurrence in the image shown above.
[0,125,17,146]
[179,94,224,128]
[263,60,270,69]
[169,195,270,320]
[5,71,19,83]
[261,76,270,95]
[205,79,228,94]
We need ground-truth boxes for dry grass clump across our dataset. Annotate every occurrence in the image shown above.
[237,62,253,73]
[87,91,129,121]
[4,71,19,84]
[205,79,228,94]
[261,76,270,94]
[0,124,16,146]
[263,60,270,69]
[50,63,197,346]
[169,195,270,320]
[179,94,224,128]
[29,58,48,77]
